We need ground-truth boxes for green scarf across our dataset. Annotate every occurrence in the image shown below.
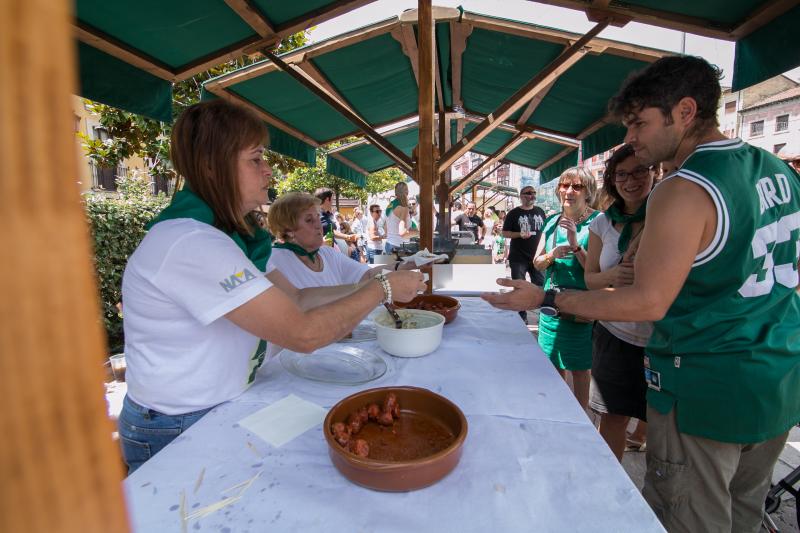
[605,200,647,254]
[147,187,272,270]
[274,241,319,262]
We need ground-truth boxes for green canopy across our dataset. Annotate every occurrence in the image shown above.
[206,11,669,185]
[527,0,800,92]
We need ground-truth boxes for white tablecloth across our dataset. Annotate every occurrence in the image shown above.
[124,298,664,533]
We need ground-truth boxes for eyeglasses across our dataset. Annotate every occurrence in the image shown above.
[558,182,585,192]
[520,191,535,196]
[614,166,651,183]
[371,209,382,213]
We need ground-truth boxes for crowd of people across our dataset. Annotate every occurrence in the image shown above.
[116,54,798,533]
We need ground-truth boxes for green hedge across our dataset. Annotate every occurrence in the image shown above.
[84,175,169,352]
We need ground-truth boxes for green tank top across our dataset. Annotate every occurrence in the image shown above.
[542,210,599,291]
[646,138,800,443]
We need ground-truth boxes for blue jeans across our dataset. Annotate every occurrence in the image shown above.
[367,248,379,264]
[118,396,213,474]
[384,241,401,254]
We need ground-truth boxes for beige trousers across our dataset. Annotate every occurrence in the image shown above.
[643,406,789,533]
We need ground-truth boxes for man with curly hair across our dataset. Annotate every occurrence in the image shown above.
[484,55,800,532]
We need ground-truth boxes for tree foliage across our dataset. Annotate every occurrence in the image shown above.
[84,174,170,352]
[275,147,405,208]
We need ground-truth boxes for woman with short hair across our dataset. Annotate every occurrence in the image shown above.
[532,167,599,409]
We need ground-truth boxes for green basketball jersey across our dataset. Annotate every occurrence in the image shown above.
[646,138,800,443]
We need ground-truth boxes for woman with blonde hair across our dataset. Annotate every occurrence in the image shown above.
[267,192,417,289]
[118,99,425,473]
[532,166,599,409]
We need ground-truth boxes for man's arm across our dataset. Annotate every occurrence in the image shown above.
[560,177,715,320]
[484,177,716,321]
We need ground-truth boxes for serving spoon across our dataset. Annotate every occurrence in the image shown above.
[383,302,403,329]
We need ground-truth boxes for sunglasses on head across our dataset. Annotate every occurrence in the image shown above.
[558,182,585,191]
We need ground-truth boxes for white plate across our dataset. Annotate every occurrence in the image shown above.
[280,346,387,385]
[337,321,376,343]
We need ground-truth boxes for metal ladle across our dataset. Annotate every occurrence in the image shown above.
[383,303,403,329]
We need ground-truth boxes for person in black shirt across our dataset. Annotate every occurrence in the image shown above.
[452,201,485,243]
[502,186,546,321]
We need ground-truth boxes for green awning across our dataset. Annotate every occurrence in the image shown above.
[326,157,366,187]
[732,5,800,91]
[73,0,379,122]
[77,42,172,123]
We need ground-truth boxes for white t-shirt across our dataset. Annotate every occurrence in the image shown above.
[122,219,273,415]
[366,216,386,250]
[589,214,653,347]
[265,246,369,289]
[386,209,409,247]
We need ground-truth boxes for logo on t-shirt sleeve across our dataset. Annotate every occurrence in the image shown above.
[219,268,258,293]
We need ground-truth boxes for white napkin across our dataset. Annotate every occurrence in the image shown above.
[401,248,449,267]
[239,394,326,448]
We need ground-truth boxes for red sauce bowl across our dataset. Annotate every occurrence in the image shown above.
[394,295,461,324]
[324,386,468,492]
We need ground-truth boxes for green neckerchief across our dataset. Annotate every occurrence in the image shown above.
[605,200,647,254]
[385,198,400,217]
[147,187,272,270]
[274,241,319,262]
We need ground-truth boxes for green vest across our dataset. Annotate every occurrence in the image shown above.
[646,138,800,443]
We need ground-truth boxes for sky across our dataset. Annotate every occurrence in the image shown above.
[309,0,800,87]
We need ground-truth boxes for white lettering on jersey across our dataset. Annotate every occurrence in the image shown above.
[738,210,800,297]
[757,174,792,214]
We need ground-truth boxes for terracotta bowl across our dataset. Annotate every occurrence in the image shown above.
[324,386,468,492]
[394,294,461,324]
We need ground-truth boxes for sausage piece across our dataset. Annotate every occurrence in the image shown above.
[331,422,350,447]
[348,438,370,458]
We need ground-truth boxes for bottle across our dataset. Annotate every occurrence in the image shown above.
[325,224,335,247]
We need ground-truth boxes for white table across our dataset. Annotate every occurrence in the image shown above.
[124,298,664,532]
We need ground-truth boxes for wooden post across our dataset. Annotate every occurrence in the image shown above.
[417,0,436,257]
[436,112,451,240]
[0,0,130,532]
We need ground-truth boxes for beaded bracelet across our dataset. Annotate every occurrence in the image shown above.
[374,273,392,304]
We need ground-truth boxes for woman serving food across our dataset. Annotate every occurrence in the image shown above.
[118,100,425,473]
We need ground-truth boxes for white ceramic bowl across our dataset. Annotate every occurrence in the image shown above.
[374,309,445,358]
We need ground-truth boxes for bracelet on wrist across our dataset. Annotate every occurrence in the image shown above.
[374,273,392,304]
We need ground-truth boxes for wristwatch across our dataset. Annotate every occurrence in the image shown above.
[539,288,560,317]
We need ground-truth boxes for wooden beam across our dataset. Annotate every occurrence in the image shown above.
[329,151,370,176]
[439,21,606,171]
[296,60,358,116]
[434,40,445,113]
[173,35,271,81]
[320,111,420,144]
[463,111,581,147]
[391,25,420,84]
[450,133,526,195]
[730,0,798,39]
[417,0,437,255]
[516,80,556,127]
[524,0,735,40]
[537,145,577,172]
[437,111,452,239]
[4,0,130,530]
[205,85,320,147]
[449,21,473,107]
[224,0,275,37]
[74,22,176,81]
[263,50,413,174]
[577,116,611,140]
[328,122,419,153]
[214,18,399,88]
[462,12,673,60]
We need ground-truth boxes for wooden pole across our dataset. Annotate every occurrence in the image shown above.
[417,0,436,256]
[0,0,130,532]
